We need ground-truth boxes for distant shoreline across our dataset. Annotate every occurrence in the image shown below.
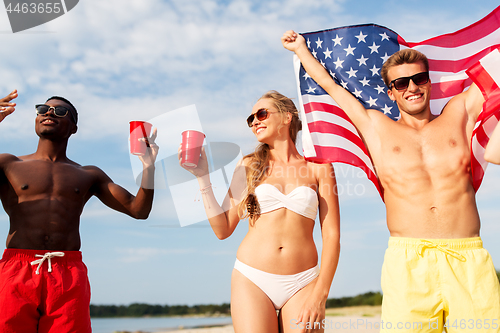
[93,305,383,333]
[156,306,383,333]
[90,291,383,318]
[91,313,231,319]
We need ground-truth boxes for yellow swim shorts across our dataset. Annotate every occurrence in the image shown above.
[381,237,500,333]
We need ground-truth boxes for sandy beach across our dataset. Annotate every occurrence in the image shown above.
[160,306,382,333]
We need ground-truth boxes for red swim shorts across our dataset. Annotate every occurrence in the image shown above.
[0,249,91,333]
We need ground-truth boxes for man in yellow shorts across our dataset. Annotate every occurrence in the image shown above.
[282,31,500,332]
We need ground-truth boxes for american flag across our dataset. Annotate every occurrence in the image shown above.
[294,6,500,198]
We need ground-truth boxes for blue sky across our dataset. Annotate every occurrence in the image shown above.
[0,0,499,306]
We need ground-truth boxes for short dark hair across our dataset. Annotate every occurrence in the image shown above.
[46,96,78,124]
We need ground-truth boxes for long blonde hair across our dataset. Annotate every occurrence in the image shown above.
[238,91,302,223]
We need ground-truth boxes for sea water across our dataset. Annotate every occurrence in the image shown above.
[91,316,232,333]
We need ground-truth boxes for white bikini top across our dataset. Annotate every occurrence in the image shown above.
[254,183,319,220]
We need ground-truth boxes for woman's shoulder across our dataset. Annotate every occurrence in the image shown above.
[239,154,254,167]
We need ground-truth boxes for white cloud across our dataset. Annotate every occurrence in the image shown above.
[0,0,351,142]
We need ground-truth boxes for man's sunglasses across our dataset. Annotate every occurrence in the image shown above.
[389,72,430,91]
[247,108,275,127]
[35,104,76,123]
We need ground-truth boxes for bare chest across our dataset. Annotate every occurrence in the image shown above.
[372,124,471,183]
[2,160,94,202]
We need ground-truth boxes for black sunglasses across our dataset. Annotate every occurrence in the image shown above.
[389,72,430,91]
[247,108,275,127]
[35,104,76,123]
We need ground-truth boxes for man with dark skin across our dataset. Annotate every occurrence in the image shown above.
[0,89,159,333]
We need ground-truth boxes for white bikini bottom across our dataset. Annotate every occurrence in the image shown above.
[233,259,319,309]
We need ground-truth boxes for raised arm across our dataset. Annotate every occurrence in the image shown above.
[281,31,374,133]
[91,129,159,219]
[0,90,19,177]
[179,147,246,240]
[297,163,340,326]
[0,90,18,122]
[485,121,500,164]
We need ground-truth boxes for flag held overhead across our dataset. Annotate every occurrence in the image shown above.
[294,5,500,197]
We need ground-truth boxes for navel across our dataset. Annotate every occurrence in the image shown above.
[21,184,28,190]
[430,206,437,213]
[75,188,80,194]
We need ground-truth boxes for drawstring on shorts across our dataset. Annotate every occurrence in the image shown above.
[30,252,65,274]
[416,240,466,262]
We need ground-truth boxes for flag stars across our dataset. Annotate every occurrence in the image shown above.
[316,37,323,48]
[353,88,363,98]
[368,42,380,53]
[366,96,378,107]
[355,31,368,43]
[381,52,391,63]
[370,64,380,76]
[356,54,369,66]
[323,48,333,59]
[346,67,358,78]
[381,104,393,115]
[380,32,390,41]
[333,57,344,69]
[344,44,356,56]
[375,85,386,94]
[332,34,343,46]
[359,77,370,86]
[300,28,408,122]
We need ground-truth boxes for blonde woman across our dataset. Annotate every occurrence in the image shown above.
[180,91,340,333]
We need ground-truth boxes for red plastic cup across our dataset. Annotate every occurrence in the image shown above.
[129,121,152,156]
[181,130,205,168]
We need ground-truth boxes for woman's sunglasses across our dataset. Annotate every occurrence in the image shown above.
[389,72,430,91]
[35,104,76,123]
[247,108,275,127]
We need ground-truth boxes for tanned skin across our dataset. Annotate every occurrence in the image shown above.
[0,90,159,251]
[282,32,485,239]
